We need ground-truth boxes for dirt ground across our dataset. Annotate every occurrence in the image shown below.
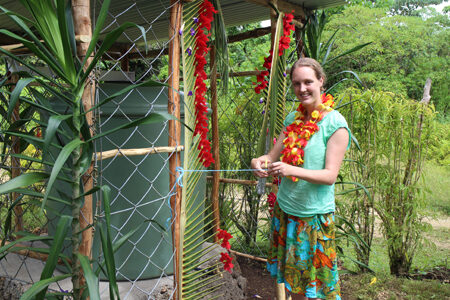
[238,216,450,300]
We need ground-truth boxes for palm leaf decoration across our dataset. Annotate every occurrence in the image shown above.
[256,13,289,157]
[179,1,227,299]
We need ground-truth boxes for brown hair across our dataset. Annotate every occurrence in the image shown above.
[289,58,327,89]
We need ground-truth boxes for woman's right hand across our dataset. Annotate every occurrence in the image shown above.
[251,156,270,178]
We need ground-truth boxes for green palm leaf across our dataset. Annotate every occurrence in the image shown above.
[256,13,289,157]
[179,1,227,299]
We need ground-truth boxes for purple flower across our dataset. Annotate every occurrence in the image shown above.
[190,28,195,36]
[259,98,264,104]
[193,17,199,24]
[179,29,183,36]
[283,72,287,77]
[261,110,265,114]
[186,47,192,56]
[188,91,193,96]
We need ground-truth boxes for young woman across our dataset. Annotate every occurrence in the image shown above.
[251,58,350,300]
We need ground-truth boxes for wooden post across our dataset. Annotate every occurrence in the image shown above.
[72,0,95,295]
[294,24,305,59]
[210,45,221,242]
[168,1,182,299]
[269,2,287,299]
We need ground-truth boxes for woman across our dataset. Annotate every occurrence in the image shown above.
[251,58,350,300]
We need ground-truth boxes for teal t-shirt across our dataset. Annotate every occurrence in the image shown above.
[276,109,351,217]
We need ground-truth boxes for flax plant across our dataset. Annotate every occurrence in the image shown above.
[0,0,174,299]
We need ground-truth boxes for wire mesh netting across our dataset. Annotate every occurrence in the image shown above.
[0,0,185,298]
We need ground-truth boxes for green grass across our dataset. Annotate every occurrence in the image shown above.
[341,272,450,300]
[420,163,450,216]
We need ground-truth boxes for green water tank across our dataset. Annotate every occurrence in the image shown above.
[48,82,206,280]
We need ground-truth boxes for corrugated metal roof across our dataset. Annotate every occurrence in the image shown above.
[0,0,346,46]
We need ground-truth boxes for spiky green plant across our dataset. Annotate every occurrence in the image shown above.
[301,10,371,93]
[256,12,288,158]
[0,0,174,299]
[178,0,229,299]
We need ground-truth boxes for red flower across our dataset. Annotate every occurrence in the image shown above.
[219,252,234,273]
[217,228,233,250]
[267,192,277,208]
[35,127,42,138]
[190,0,217,167]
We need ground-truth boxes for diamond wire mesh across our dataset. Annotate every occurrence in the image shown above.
[0,0,184,299]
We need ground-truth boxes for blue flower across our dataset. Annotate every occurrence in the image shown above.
[259,98,264,104]
[188,91,193,96]
[190,28,195,36]
[193,17,199,24]
[186,47,192,56]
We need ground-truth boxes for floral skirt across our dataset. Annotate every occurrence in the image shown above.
[266,202,341,300]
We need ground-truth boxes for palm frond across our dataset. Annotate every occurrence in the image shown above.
[210,0,229,93]
[179,1,225,298]
[256,13,288,157]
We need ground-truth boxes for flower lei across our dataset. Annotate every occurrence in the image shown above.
[281,94,335,182]
[217,228,234,272]
[187,0,217,167]
[254,12,295,96]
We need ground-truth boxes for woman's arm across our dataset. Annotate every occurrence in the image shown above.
[251,130,286,178]
[268,128,349,185]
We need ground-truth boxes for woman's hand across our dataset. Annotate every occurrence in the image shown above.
[267,161,293,178]
[251,156,271,178]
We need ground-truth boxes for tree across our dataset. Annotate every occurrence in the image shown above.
[324,5,449,117]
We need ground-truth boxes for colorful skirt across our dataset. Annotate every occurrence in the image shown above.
[266,202,341,300]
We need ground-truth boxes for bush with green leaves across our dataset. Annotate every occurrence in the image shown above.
[0,0,174,299]
[338,88,434,275]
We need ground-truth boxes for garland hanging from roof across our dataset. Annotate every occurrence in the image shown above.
[254,12,295,95]
[186,0,217,167]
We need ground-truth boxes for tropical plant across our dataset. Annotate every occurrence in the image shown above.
[300,10,371,94]
[178,0,233,298]
[0,0,174,299]
[338,88,434,275]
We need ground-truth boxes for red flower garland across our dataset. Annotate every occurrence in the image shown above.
[267,192,277,214]
[191,0,217,167]
[254,12,295,95]
[217,228,234,272]
[219,252,234,273]
[281,94,335,182]
[217,228,232,250]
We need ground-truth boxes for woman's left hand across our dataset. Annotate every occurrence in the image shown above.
[268,162,292,177]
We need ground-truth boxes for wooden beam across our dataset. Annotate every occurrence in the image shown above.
[72,0,94,296]
[168,1,182,299]
[95,146,184,161]
[206,176,274,187]
[0,35,90,52]
[0,239,71,265]
[244,0,306,18]
[210,45,221,242]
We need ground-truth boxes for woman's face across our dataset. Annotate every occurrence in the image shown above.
[291,66,323,108]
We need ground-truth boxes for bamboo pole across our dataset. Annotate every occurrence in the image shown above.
[72,0,94,296]
[95,146,184,161]
[0,239,71,265]
[168,1,182,299]
[229,249,267,263]
[210,45,221,242]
